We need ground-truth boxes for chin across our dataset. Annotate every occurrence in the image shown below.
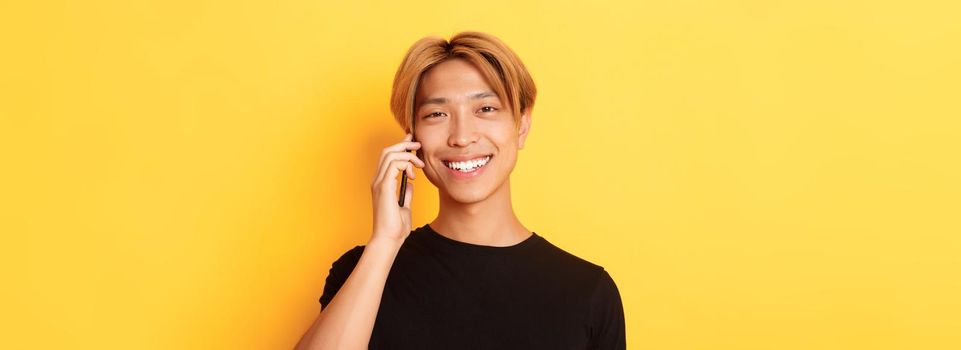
[444,186,493,204]
[424,161,511,205]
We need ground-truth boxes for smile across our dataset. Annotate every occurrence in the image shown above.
[442,155,492,178]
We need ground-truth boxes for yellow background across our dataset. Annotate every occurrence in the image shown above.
[2,0,959,348]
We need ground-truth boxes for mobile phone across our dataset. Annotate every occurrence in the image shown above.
[398,117,416,207]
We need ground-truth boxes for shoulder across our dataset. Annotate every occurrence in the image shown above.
[586,268,626,348]
[526,236,617,300]
[589,268,621,302]
[534,237,606,275]
[318,245,366,308]
[330,245,365,272]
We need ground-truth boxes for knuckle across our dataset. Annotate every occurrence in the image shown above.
[383,152,398,162]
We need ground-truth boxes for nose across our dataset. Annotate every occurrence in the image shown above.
[447,107,478,147]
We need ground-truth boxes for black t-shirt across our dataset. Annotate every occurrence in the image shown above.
[318,224,626,349]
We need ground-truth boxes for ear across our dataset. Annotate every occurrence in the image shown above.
[517,109,532,150]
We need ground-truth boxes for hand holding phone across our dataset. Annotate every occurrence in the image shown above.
[399,116,417,207]
[398,131,416,207]
[369,132,424,243]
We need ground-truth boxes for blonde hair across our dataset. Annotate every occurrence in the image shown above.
[389,31,537,133]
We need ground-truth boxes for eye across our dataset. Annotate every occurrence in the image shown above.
[423,111,446,119]
[479,106,497,113]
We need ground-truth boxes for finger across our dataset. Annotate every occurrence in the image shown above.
[377,158,417,194]
[397,162,413,181]
[375,152,421,186]
[374,145,421,185]
[375,152,425,186]
[381,141,420,157]
[375,141,421,179]
[388,151,426,167]
[402,180,413,209]
[406,162,415,179]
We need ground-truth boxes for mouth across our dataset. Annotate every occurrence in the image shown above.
[441,155,493,178]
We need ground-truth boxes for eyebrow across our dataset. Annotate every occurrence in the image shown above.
[419,91,498,107]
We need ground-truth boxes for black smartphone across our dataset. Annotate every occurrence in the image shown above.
[398,116,416,207]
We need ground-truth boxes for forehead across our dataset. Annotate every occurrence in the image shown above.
[416,58,495,101]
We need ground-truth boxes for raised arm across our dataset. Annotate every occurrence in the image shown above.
[295,133,424,350]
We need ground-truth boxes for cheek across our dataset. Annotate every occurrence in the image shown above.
[421,150,443,176]
[490,150,514,174]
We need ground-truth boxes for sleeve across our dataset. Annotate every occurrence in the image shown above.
[318,245,366,310]
[587,269,626,350]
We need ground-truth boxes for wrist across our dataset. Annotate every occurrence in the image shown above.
[368,234,405,250]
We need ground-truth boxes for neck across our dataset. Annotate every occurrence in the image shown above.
[430,178,531,247]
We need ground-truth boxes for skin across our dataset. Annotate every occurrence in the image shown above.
[295,56,532,350]
[414,57,533,247]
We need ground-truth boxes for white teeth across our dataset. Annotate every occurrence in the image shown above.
[445,155,491,172]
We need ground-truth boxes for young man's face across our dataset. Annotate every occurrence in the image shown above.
[413,57,531,205]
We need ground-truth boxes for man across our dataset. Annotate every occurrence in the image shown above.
[296,31,626,350]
